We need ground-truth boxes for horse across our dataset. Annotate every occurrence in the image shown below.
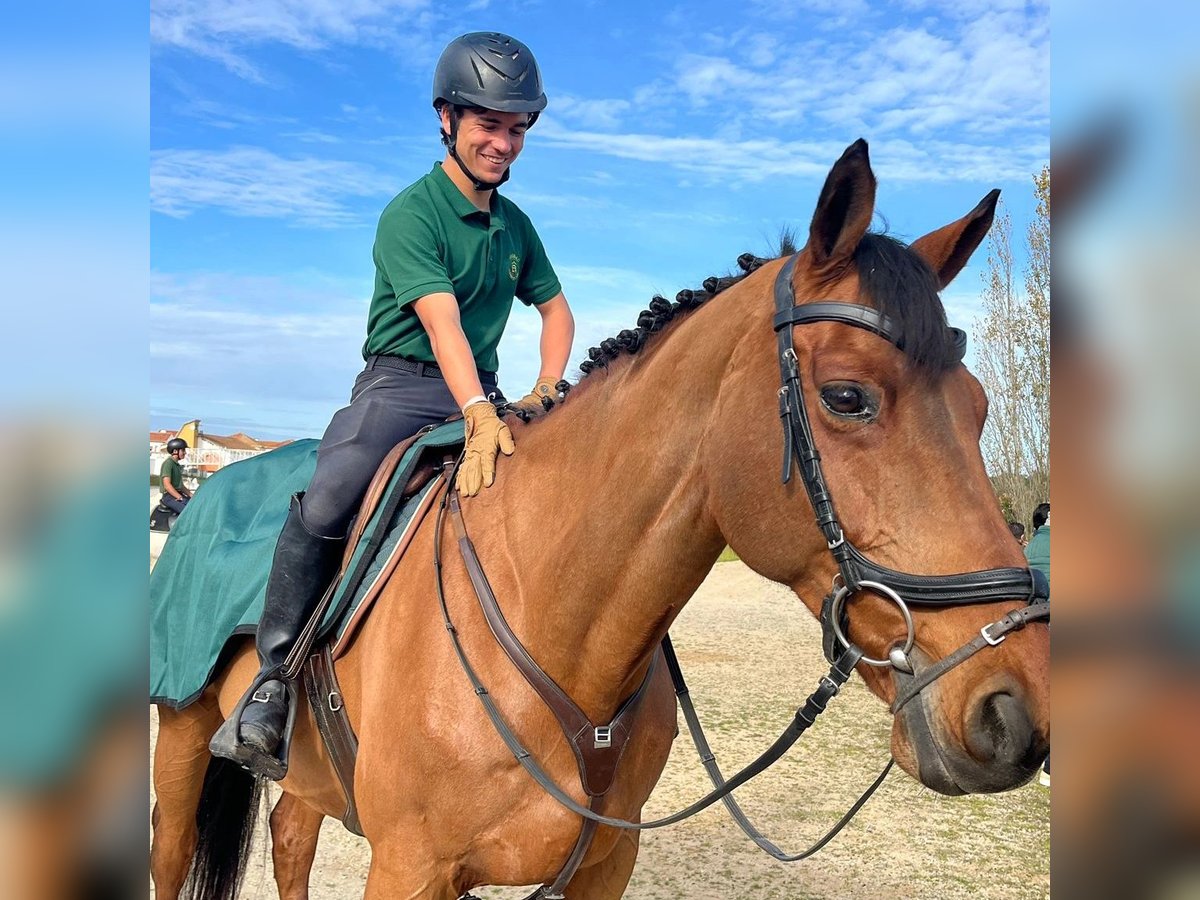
[151,139,1050,899]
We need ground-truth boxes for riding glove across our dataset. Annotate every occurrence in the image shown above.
[508,377,561,418]
[457,401,515,496]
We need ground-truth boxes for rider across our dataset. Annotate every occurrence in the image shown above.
[211,32,576,779]
[159,438,192,515]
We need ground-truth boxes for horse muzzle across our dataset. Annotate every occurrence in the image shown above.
[892,646,1049,795]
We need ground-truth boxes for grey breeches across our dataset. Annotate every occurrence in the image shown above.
[300,359,499,538]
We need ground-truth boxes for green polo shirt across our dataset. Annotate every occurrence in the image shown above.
[160,456,183,493]
[364,163,562,373]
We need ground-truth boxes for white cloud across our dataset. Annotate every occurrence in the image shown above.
[166,95,300,130]
[638,11,1047,149]
[151,146,389,226]
[896,0,1035,18]
[151,0,435,79]
[748,0,872,20]
[280,130,344,144]
[674,54,765,108]
[550,94,633,131]
[556,264,666,296]
[535,123,1044,185]
[151,270,368,418]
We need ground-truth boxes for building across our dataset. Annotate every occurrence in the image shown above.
[150,427,291,481]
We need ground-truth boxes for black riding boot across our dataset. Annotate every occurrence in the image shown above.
[209,493,345,779]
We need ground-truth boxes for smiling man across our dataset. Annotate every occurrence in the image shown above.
[209,31,575,780]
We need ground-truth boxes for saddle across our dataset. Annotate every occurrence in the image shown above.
[150,501,177,533]
[284,421,466,835]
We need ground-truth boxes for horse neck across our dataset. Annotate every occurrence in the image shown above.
[472,296,748,717]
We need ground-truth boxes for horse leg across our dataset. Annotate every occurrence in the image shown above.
[361,844,457,900]
[269,792,325,900]
[150,699,222,899]
[564,830,640,900]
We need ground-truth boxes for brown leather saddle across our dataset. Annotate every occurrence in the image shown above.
[282,428,458,835]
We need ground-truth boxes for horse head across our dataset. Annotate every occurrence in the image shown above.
[703,140,1049,795]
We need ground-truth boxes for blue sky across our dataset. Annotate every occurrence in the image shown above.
[150,0,1049,440]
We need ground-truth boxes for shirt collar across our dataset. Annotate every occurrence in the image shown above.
[431,163,506,229]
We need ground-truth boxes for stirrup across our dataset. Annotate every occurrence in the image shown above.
[209,665,301,781]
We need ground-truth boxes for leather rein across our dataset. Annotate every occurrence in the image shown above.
[436,252,1050,897]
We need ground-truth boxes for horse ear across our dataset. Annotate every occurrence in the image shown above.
[910,189,1001,289]
[806,139,877,272]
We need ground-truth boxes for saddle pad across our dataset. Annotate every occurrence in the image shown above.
[150,421,464,709]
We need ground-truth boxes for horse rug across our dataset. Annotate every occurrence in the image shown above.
[150,421,465,709]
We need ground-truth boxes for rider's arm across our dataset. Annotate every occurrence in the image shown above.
[531,293,574,381]
[412,292,487,410]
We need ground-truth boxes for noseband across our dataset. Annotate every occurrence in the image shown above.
[771,253,1049,697]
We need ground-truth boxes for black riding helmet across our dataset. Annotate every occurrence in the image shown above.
[432,32,546,191]
[166,437,188,453]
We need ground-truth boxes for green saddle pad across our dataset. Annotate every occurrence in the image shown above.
[150,420,464,709]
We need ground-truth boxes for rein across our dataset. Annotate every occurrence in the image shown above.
[435,473,883,897]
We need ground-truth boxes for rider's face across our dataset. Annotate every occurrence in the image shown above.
[443,107,528,182]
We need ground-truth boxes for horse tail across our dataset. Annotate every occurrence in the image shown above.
[183,757,264,900]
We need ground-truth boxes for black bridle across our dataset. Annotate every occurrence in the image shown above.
[770,253,1049,689]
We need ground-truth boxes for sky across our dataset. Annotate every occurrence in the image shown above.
[150,0,1049,440]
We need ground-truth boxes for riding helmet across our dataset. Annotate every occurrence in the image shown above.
[432,32,547,117]
[166,437,188,453]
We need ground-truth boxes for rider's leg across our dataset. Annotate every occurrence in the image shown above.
[210,361,478,779]
[160,494,188,515]
[235,490,346,757]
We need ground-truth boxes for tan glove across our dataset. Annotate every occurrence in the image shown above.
[456,401,515,496]
[508,377,560,418]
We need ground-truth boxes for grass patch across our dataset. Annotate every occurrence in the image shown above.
[717,546,740,562]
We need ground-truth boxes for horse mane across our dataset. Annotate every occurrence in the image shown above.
[558,229,958,406]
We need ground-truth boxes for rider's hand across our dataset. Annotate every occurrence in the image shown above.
[508,377,560,418]
[456,402,515,497]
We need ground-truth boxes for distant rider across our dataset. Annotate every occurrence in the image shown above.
[159,437,192,515]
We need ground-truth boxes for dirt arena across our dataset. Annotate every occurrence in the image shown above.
[151,531,1049,899]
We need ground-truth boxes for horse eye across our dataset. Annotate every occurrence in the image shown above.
[820,382,877,419]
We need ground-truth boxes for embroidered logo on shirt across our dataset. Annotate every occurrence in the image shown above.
[508,253,520,281]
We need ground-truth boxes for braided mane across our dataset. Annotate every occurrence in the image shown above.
[576,251,769,378]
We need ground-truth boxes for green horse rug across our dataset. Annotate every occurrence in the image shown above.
[150,421,465,709]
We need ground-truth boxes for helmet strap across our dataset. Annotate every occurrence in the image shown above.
[440,108,510,193]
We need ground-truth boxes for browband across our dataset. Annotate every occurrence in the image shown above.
[771,257,967,363]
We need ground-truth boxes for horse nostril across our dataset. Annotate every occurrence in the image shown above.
[966,691,1035,765]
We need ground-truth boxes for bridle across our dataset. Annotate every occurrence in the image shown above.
[441,252,1050,897]
[770,253,1049,697]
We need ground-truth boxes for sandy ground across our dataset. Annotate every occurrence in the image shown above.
[151,521,1049,899]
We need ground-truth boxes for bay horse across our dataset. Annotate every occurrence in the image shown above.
[151,139,1050,899]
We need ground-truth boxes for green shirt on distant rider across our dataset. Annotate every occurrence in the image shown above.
[160,456,185,496]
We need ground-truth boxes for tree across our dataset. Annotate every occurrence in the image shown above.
[974,167,1050,529]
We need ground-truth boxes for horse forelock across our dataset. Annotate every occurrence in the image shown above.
[851,233,959,375]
